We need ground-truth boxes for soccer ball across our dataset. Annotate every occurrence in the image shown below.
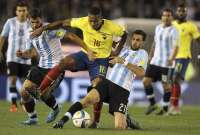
[72,110,91,128]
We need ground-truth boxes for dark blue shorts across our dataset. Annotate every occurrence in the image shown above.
[174,58,190,80]
[70,51,109,81]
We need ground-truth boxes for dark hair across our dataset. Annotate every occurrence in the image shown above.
[177,3,186,8]
[162,8,173,16]
[29,8,42,18]
[15,1,29,9]
[132,30,147,41]
[88,7,102,16]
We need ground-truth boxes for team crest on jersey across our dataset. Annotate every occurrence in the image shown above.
[99,32,111,40]
[18,29,24,36]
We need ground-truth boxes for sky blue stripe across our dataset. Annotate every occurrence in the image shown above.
[11,19,16,62]
[158,28,163,65]
[118,52,135,86]
[42,36,52,68]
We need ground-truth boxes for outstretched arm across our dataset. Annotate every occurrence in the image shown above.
[31,19,72,38]
[109,56,145,77]
[111,31,127,56]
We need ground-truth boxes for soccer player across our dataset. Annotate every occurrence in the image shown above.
[143,9,179,115]
[17,8,88,125]
[169,3,200,115]
[52,30,148,129]
[31,7,127,127]
[0,2,31,112]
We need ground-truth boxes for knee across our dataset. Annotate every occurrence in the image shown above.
[59,56,76,71]
[143,78,152,87]
[115,122,126,130]
[81,95,97,108]
[20,89,31,102]
[9,76,17,86]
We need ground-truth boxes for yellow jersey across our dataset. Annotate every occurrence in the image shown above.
[173,20,200,58]
[70,17,125,58]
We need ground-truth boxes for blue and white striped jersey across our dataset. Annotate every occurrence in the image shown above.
[107,48,148,91]
[28,28,65,69]
[150,24,179,68]
[1,17,31,64]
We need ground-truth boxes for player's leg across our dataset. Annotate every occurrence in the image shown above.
[7,62,19,112]
[88,59,109,128]
[170,59,189,115]
[30,66,61,123]
[20,79,38,125]
[53,88,101,128]
[39,51,86,95]
[109,82,141,130]
[114,112,127,129]
[156,68,172,115]
[143,65,159,115]
[53,77,109,129]
[157,82,171,115]
[90,77,103,128]
[39,55,76,94]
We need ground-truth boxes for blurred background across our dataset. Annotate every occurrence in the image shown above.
[0,0,200,105]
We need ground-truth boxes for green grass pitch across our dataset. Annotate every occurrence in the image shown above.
[0,101,200,135]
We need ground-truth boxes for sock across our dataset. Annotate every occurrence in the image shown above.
[9,87,18,106]
[39,65,62,94]
[61,102,83,123]
[170,83,181,107]
[163,91,171,112]
[144,85,156,106]
[41,94,58,110]
[93,102,103,123]
[28,111,37,119]
[23,99,36,114]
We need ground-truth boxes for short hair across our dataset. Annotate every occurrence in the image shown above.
[162,8,173,16]
[29,8,42,18]
[177,3,186,8]
[132,30,147,41]
[15,1,29,9]
[88,7,102,16]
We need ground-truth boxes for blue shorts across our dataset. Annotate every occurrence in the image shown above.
[174,58,190,80]
[70,51,109,81]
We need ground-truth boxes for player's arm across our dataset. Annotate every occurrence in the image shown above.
[168,45,179,66]
[0,36,6,62]
[111,31,127,56]
[64,32,87,50]
[109,56,145,77]
[16,47,37,59]
[148,42,155,64]
[31,19,72,38]
[0,19,10,62]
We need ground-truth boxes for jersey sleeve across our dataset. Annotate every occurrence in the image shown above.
[190,22,200,39]
[1,19,10,37]
[172,28,180,47]
[47,29,66,39]
[70,17,85,29]
[111,21,125,37]
[26,39,34,50]
[136,51,148,70]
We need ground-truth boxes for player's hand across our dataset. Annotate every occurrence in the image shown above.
[53,120,64,129]
[109,56,125,65]
[30,27,44,39]
[167,59,173,66]
[87,48,97,61]
[0,51,4,62]
[16,50,23,57]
